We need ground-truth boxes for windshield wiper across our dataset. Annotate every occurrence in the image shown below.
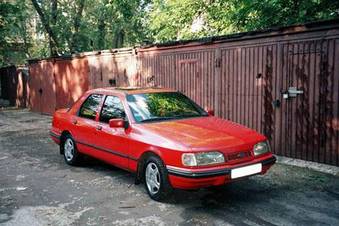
[139,116,178,123]
[140,114,206,123]
[176,114,203,118]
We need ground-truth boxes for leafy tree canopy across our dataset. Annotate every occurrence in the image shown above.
[147,0,339,42]
[0,0,338,67]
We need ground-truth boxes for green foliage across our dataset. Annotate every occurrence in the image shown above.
[0,0,338,66]
[146,0,339,42]
[0,0,30,66]
[83,0,150,50]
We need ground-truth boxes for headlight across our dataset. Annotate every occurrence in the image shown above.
[253,141,270,156]
[182,152,225,166]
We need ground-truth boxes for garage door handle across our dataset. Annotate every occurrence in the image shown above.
[96,125,102,131]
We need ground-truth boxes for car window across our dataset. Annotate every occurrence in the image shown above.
[126,92,208,123]
[99,96,126,123]
[78,94,103,120]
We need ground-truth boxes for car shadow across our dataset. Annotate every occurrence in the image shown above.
[55,157,339,225]
[168,177,287,204]
[75,157,288,205]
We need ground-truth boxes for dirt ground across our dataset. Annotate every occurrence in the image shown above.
[0,109,338,226]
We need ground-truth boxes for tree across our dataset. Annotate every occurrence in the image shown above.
[0,0,33,66]
[146,0,339,42]
[1,0,338,66]
[28,0,150,53]
[31,0,59,55]
[70,0,85,53]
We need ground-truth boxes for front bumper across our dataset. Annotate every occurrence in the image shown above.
[167,155,276,189]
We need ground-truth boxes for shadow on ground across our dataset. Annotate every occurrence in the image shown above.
[0,109,338,226]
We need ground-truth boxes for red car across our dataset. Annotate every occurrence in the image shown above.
[50,87,276,200]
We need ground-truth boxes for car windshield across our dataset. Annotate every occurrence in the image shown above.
[126,92,208,123]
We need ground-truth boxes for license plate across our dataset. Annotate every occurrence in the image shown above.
[231,163,262,179]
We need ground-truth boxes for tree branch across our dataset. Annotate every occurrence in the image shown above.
[31,0,59,55]
[70,0,85,53]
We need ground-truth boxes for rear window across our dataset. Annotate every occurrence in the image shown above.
[78,94,103,120]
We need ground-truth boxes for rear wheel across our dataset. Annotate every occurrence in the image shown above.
[61,135,81,165]
[144,155,172,201]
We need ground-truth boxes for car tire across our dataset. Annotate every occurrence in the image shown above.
[61,134,82,166]
[144,155,172,201]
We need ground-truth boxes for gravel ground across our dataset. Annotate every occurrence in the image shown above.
[0,109,338,226]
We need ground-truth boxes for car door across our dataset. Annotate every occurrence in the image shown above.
[71,93,103,155]
[92,95,129,169]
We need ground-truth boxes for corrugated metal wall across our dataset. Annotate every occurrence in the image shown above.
[136,24,339,166]
[137,48,217,110]
[27,20,339,166]
[276,39,339,165]
[29,60,55,113]
[54,57,89,110]
[29,50,137,114]
[88,50,138,89]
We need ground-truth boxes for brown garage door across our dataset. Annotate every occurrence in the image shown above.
[29,61,56,114]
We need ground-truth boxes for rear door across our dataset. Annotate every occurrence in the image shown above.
[71,93,103,154]
[93,95,129,169]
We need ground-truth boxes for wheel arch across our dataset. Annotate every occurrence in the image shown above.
[59,130,72,155]
[135,151,164,184]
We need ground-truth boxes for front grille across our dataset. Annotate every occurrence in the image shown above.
[227,151,252,161]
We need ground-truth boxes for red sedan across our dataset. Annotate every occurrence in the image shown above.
[50,87,276,200]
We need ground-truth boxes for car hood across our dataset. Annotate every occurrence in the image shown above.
[140,116,266,151]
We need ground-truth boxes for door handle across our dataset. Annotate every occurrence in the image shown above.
[72,120,78,125]
[96,125,102,131]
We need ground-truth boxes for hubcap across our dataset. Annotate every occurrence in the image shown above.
[64,138,74,161]
[145,162,160,195]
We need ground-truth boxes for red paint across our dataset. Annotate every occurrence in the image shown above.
[51,87,275,189]
[109,118,125,128]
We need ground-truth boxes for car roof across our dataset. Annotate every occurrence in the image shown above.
[90,87,176,95]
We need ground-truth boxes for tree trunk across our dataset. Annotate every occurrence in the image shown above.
[70,0,85,53]
[50,0,58,56]
[97,16,106,50]
[119,30,125,47]
[31,0,59,55]
[113,29,124,48]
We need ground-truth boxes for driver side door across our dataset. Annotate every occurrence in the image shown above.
[92,95,130,170]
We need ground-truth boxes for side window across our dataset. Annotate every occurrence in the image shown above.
[99,96,126,123]
[79,94,103,120]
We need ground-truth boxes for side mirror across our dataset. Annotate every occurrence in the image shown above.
[207,109,215,116]
[109,118,125,128]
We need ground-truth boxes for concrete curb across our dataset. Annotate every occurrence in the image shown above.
[276,156,339,176]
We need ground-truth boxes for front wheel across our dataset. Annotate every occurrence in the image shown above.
[144,155,172,201]
[61,135,82,165]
